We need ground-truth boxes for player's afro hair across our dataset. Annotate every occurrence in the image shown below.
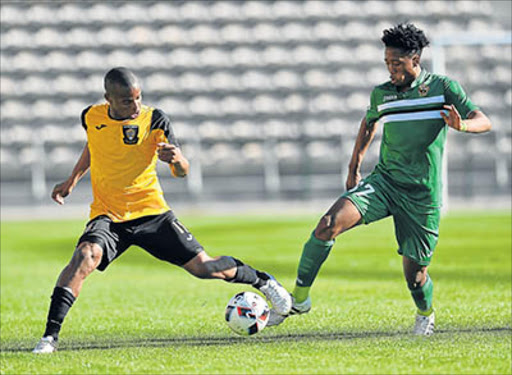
[381,23,430,56]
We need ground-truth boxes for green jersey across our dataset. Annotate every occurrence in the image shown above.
[365,69,479,207]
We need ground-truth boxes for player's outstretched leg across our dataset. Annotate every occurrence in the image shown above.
[268,198,362,327]
[403,257,435,336]
[33,242,103,354]
[183,252,292,315]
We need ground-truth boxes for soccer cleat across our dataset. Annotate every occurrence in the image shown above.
[413,310,435,336]
[267,295,312,327]
[257,274,292,316]
[32,336,57,354]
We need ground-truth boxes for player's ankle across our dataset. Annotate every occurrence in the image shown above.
[293,286,310,304]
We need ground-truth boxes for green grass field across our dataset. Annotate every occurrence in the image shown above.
[1,210,511,374]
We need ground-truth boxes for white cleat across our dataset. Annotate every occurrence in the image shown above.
[258,275,292,315]
[413,310,435,336]
[267,296,312,327]
[32,336,57,354]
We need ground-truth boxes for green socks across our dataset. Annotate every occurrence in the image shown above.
[409,274,434,314]
[293,232,334,303]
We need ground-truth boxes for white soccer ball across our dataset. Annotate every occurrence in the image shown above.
[225,291,270,336]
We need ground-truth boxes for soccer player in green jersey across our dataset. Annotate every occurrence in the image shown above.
[269,23,492,335]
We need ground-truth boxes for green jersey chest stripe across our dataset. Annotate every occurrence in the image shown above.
[377,95,445,112]
[380,110,448,125]
[378,103,445,118]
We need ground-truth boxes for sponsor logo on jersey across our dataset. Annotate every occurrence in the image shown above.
[95,124,107,130]
[122,125,139,144]
[383,95,398,102]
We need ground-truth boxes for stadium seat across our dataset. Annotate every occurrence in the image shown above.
[310,93,343,113]
[0,5,25,25]
[200,48,232,67]
[292,45,325,65]
[252,95,283,114]
[209,71,241,91]
[157,97,190,117]
[304,69,335,88]
[189,96,222,117]
[220,24,252,44]
[96,27,128,47]
[43,51,74,71]
[313,21,343,41]
[0,76,16,96]
[302,0,334,18]
[241,70,273,90]
[2,100,30,120]
[231,47,264,66]
[210,1,242,20]
[276,142,302,160]
[283,94,307,113]
[272,70,302,89]
[281,22,314,42]
[26,5,57,25]
[231,121,263,140]
[252,23,282,43]
[34,27,63,47]
[179,1,211,21]
[1,28,32,49]
[148,2,181,22]
[66,27,99,47]
[190,25,221,45]
[220,96,252,115]
[241,142,264,162]
[241,1,273,20]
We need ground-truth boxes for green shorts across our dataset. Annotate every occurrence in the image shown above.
[342,173,440,266]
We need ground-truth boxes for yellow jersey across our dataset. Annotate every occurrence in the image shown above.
[81,103,177,222]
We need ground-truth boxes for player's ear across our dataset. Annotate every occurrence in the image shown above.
[412,54,420,67]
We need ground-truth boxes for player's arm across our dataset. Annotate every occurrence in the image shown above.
[441,105,492,133]
[346,117,379,190]
[51,142,90,205]
[157,143,190,178]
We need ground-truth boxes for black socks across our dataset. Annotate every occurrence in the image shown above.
[43,286,76,341]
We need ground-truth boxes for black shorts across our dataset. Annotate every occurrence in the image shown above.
[77,210,204,271]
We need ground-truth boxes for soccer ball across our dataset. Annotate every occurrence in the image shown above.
[225,291,270,336]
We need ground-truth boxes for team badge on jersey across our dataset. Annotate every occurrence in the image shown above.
[418,83,429,97]
[122,125,139,144]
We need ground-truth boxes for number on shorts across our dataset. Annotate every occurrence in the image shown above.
[354,183,375,197]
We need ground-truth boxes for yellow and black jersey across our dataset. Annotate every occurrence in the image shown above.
[81,103,178,222]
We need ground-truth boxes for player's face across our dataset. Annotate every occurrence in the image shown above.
[106,84,142,120]
[384,47,419,89]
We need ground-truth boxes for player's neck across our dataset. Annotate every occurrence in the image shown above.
[397,67,422,92]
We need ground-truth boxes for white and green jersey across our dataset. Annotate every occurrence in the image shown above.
[366,69,479,207]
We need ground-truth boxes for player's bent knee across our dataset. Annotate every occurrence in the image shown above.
[315,215,339,240]
[74,242,103,276]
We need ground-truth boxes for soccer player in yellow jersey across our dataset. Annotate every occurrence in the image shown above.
[33,67,292,354]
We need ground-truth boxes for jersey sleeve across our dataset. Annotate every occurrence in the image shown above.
[365,89,380,126]
[150,109,180,146]
[443,77,479,118]
[80,105,92,130]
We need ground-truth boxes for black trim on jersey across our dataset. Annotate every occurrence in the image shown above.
[150,109,179,146]
[81,105,93,130]
[377,104,446,121]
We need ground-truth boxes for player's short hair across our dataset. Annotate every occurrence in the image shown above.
[104,67,139,91]
[381,23,430,56]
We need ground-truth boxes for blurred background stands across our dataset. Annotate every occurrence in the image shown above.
[0,0,510,209]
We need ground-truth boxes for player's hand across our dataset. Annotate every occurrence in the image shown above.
[51,179,74,205]
[157,142,183,164]
[345,171,361,191]
[440,104,464,131]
